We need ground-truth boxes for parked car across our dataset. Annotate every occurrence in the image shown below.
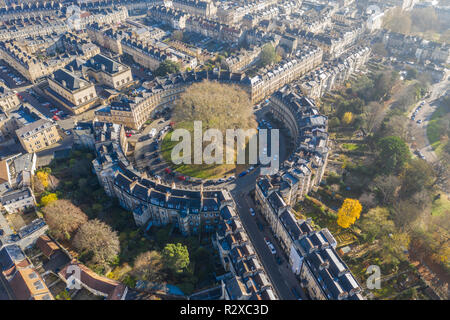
[275,255,282,265]
[138,135,150,142]
[417,119,422,124]
[177,175,186,181]
[238,170,247,177]
[250,208,255,216]
[149,128,157,138]
[268,243,276,255]
[257,222,264,231]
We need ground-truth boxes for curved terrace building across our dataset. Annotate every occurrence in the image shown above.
[253,85,364,300]
[89,120,278,299]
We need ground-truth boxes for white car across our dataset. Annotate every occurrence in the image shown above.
[268,243,276,255]
[250,208,255,216]
[149,128,157,138]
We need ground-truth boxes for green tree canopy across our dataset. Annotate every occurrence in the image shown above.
[259,43,280,67]
[401,158,435,196]
[377,136,410,175]
[359,207,395,243]
[162,243,190,273]
[154,60,181,77]
[405,67,418,80]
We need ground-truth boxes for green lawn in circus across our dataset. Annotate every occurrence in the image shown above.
[161,121,250,179]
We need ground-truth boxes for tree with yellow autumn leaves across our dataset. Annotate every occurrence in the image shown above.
[36,170,49,189]
[337,198,362,228]
[342,112,354,125]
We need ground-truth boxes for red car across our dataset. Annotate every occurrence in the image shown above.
[165,168,172,174]
[177,175,186,181]
[52,115,60,121]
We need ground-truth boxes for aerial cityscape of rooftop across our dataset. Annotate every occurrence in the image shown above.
[0,0,448,306]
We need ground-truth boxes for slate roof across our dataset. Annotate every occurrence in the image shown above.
[15,119,54,138]
[85,54,128,74]
[51,68,91,92]
[0,244,26,272]
[0,187,33,205]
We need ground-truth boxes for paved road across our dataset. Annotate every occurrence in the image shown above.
[231,184,307,300]
[408,78,449,164]
[225,112,307,300]
[408,100,439,163]
[19,90,53,119]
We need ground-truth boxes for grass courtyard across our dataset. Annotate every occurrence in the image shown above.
[161,121,251,179]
